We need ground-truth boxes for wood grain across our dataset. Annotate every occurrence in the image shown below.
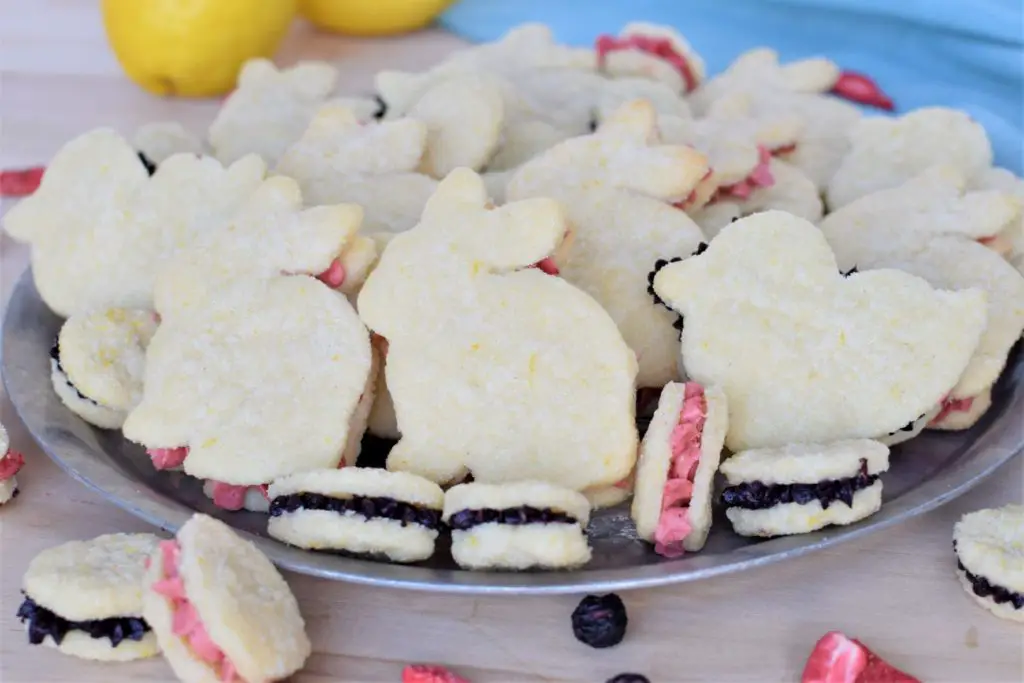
[0,2,1022,681]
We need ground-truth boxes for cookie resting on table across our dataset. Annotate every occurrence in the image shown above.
[357,168,639,491]
[631,382,728,557]
[142,514,311,682]
[443,481,593,570]
[267,468,444,563]
[18,533,161,661]
[953,505,1024,623]
[49,308,158,430]
[651,211,987,451]
[719,440,890,538]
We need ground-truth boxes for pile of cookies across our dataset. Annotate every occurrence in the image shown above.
[4,22,1024,579]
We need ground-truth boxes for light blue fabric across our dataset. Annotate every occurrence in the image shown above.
[440,0,1024,173]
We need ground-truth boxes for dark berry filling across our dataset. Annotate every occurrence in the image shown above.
[137,151,157,176]
[606,675,650,683]
[49,338,98,405]
[721,459,879,511]
[886,413,926,436]
[953,542,1024,609]
[268,493,442,530]
[372,95,388,120]
[571,593,628,649]
[16,595,150,648]
[841,266,858,277]
[447,505,578,531]
[648,243,707,338]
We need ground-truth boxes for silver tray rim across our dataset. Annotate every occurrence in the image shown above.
[4,269,1021,595]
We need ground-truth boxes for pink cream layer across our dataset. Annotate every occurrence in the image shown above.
[153,540,241,683]
[714,146,775,201]
[594,34,699,93]
[0,450,24,481]
[653,383,706,558]
[146,448,268,511]
[929,394,975,426]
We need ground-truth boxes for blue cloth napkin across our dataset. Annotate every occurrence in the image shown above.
[440,0,1024,173]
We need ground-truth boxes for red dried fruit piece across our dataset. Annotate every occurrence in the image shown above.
[830,71,895,111]
[0,166,45,197]
[802,631,920,683]
[402,664,470,683]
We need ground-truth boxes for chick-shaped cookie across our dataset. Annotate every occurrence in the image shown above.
[651,211,988,451]
[820,168,1024,430]
[689,47,842,114]
[124,274,373,488]
[595,22,706,94]
[827,107,993,209]
[50,308,158,430]
[276,103,436,233]
[508,100,709,387]
[3,129,266,317]
[208,58,338,166]
[357,168,638,490]
[151,172,374,320]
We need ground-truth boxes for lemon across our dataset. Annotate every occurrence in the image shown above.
[102,0,297,98]
[299,0,455,37]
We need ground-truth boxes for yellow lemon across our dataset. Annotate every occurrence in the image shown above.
[102,0,297,98]
[299,0,455,37]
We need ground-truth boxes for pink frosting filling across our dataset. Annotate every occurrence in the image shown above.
[154,540,240,682]
[0,449,24,481]
[673,169,715,211]
[929,394,975,426]
[653,383,706,558]
[316,257,346,288]
[207,481,270,511]
[148,447,189,470]
[829,70,895,111]
[715,146,775,201]
[595,34,699,92]
[532,257,560,276]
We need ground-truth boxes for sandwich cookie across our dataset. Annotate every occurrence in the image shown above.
[953,505,1024,622]
[719,440,890,538]
[17,533,161,661]
[49,308,158,429]
[631,382,728,557]
[143,514,311,683]
[0,422,25,504]
[267,468,444,563]
[443,481,592,570]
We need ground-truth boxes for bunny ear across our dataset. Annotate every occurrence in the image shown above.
[729,48,779,74]
[288,61,339,99]
[598,99,659,143]
[236,58,278,87]
[779,58,840,93]
[423,168,490,217]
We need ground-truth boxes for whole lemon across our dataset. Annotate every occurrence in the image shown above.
[299,0,455,37]
[102,0,297,98]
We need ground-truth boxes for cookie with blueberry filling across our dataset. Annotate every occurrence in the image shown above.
[267,468,444,563]
[720,439,890,537]
[953,505,1024,623]
[49,308,158,430]
[632,382,728,557]
[18,533,161,661]
[444,481,592,570]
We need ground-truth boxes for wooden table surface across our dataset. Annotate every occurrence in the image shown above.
[1,2,1022,681]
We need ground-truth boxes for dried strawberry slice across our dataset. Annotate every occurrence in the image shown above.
[802,632,920,683]
[830,71,895,111]
[402,664,470,683]
[0,166,45,197]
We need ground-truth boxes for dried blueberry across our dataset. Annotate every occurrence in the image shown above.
[571,593,628,649]
[606,675,650,683]
[137,151,157,176]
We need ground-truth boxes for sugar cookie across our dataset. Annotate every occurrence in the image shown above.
[358,168,638,490]
[444,481,592,570]
[651,211,987,451]
[631,382,728,556]
[0,422,24,505]
[124,275,374,494]
[268,468,444,563]
[208,58,338,166]
[596,22,706,94]
[720,440,890,537]
[826,107,993,209]
[2,128,266,317]
[143,514,311,682]
[49,308,158,429]
[18,533,161,661]
[953,505,1024,623]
